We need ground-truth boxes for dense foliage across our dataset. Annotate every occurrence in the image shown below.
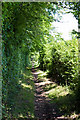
[39,35,78,87]
[38,2,80,111]
[2,2,58,118]
[2,2,80,118]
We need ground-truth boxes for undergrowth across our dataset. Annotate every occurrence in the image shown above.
[37,69,80,118]
[2,69,35,119]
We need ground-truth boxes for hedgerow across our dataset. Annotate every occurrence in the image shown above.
[39,35,78,87]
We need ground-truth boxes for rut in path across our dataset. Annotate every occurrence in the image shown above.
[32,68,63,120]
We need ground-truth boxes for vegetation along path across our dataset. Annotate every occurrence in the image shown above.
[32,68,80,120]
[33,69,59,120]
[2,2,80,120]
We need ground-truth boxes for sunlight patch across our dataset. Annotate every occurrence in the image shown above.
[21,83,32,89]
[47,85,69,98]
[38,81,53,86]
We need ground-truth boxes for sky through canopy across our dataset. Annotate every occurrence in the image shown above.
[51,10,78,40]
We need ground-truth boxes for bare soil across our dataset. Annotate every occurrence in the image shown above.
[32,68,64,120]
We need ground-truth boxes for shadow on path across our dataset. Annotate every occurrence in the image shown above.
[32,68,64,120]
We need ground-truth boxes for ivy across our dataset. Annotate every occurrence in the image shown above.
[2,2,80,117]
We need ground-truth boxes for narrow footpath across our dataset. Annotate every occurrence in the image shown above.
[32,68,80,120]
[32,68,62,120]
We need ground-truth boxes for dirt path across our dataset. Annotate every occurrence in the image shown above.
[32,68,63,120]
[32,68,80,120]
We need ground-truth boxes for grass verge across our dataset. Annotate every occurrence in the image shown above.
[10,69,35,119]
[37,69,80,118]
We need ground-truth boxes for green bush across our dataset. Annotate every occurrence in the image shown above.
[50,38,78,86]
[39,36,78,87]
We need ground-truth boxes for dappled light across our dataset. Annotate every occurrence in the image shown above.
[2,2,80,120]
[33,69,80,120]
[11,70,34,119]
[21,83,33,89]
